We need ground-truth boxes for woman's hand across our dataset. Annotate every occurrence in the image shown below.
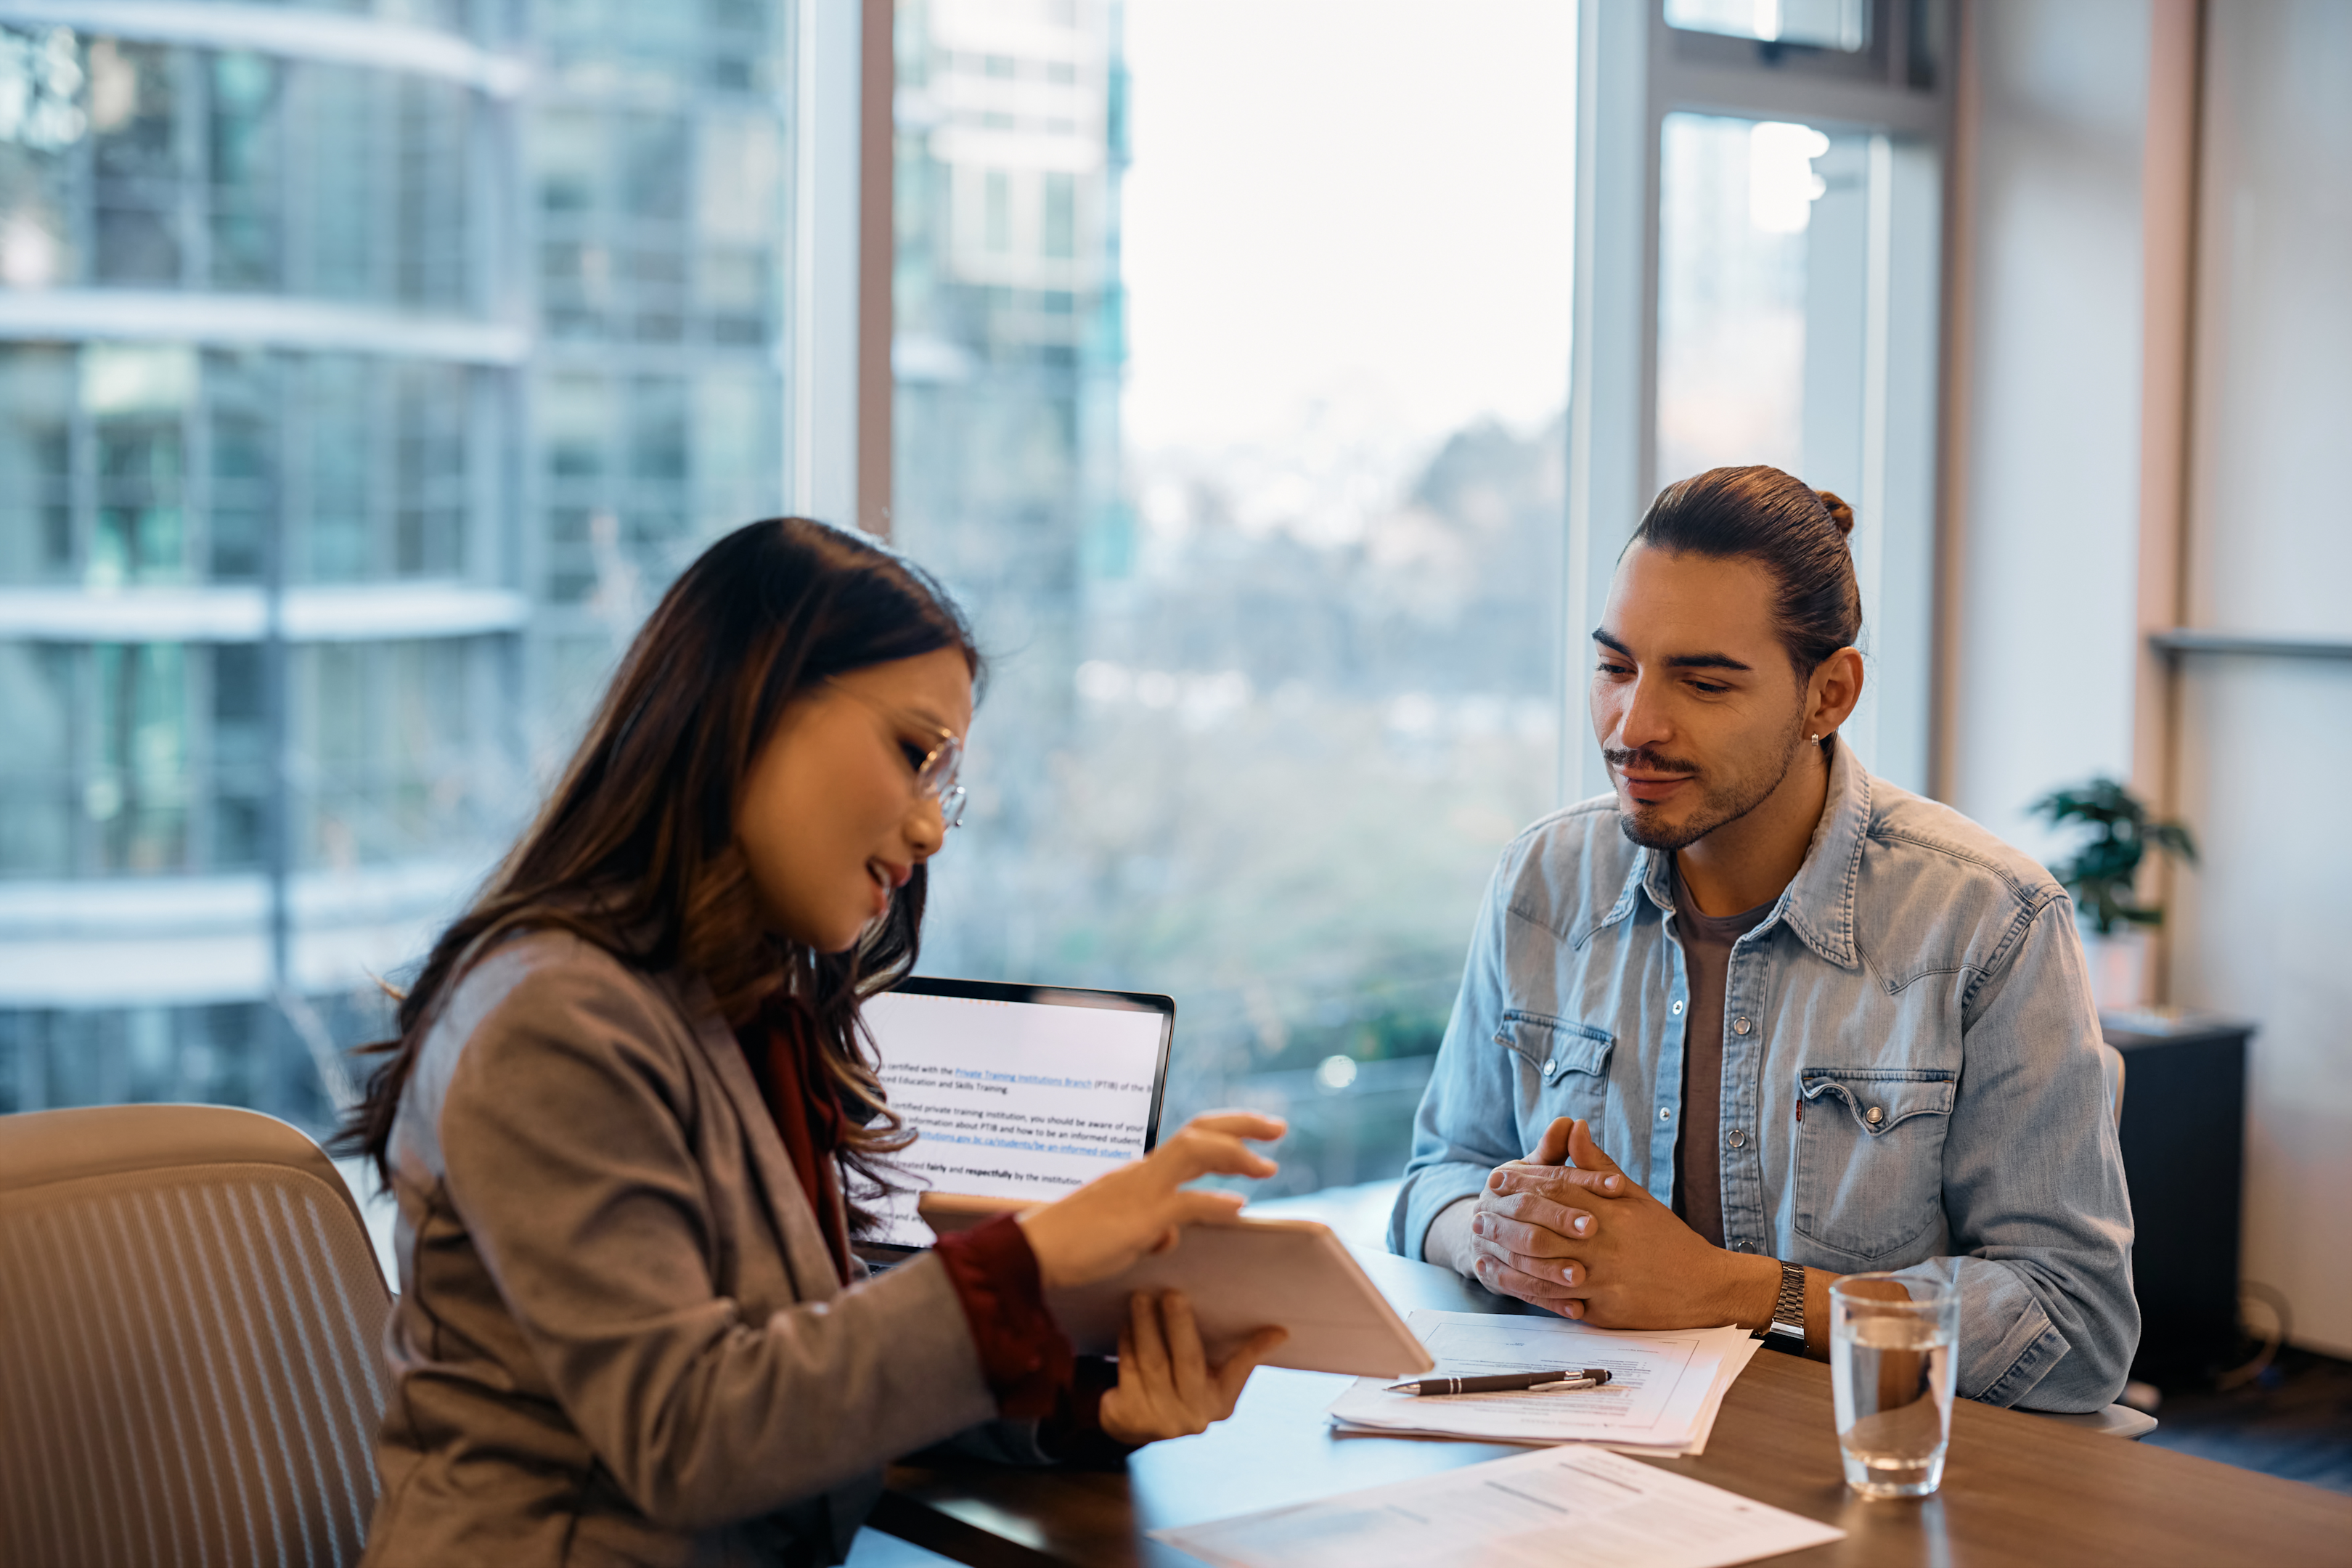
[1017,1111,1285,1290]
[1098,1289,1286,1445]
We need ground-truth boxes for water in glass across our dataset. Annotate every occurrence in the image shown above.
[1831,1288,1957,1498]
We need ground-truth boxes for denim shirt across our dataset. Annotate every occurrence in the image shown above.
[1390,741,2138,1413]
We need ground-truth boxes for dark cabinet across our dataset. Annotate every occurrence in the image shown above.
[2102,1015,2253,1382]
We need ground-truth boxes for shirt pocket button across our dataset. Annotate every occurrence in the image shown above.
[1866,1106,1884,1126]
[1542,1060,1559,1079]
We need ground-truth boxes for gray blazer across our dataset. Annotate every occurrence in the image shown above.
[362,930,1013,1567]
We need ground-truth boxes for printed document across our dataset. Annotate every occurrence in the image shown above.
[1327,1310,1761,1454]
[1152,1442,1843,1568]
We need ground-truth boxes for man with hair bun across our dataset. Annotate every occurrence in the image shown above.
[1392,465,2136,1413]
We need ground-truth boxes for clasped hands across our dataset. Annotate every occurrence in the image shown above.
[1449,1116,1772,1331]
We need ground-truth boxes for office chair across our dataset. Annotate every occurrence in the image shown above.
[0,1103,391,1568]
[2032,1042,2159,1440]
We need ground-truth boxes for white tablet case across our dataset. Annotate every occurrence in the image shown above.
[919,1197,1433,1379]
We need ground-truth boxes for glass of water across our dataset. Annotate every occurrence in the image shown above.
[1830,1271,1960,1499]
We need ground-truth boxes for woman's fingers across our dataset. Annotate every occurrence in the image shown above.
[1159,1291,1212,1410]
[1099,1336,1155,1445]
[1164,1189,1248,1230]
[1181,1111,1289,1140]
[1018,1113,1282,1290]
[1125,1287,1172,1386]
[1211,1326,1288,1414]
[1153,1124,1280,1183]
[1106,1297,1288,1444]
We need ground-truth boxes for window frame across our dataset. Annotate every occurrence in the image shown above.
[1561,0,1953,801]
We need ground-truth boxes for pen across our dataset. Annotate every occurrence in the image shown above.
[1383,1368,1613,1397]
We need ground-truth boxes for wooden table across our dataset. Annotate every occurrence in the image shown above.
[875,1249,2352,1567]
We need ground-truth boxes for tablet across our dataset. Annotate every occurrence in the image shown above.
[918,1194,1434,1379]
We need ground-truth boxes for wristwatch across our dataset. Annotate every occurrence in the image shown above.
[1763,1259,1806,1350]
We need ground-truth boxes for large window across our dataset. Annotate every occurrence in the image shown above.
[1552,0,1949,804]
[894,0,1577,1199]
[1,2,1951,1213]
[892,0,1949,1203]
[523,1,796,767]
[0,4,796,1141]
[1653,106,1941,786]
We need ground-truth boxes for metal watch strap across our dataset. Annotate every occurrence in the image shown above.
[1765,1259,1806,1344]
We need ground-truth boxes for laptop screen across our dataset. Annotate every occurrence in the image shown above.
[862,977,1175,1249]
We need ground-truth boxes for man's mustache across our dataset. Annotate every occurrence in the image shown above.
[1602,746,1700,777]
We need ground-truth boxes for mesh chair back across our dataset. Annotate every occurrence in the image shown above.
[0,1104,392,1568]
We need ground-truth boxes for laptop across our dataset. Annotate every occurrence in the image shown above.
[859,976,1177,1252]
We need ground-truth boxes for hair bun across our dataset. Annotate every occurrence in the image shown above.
[1815,489,1855,539]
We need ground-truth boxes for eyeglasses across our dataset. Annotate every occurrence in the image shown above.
[827,680,968,830]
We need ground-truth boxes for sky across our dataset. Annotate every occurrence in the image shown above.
[1118,0,1580,460]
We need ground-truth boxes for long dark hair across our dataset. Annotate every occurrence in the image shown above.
[1633,465,1861,675]
[341,518,981,1224]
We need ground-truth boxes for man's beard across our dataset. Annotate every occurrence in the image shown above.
[1609,711,1810,853]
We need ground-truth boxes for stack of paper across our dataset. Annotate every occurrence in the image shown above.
[1153,1442,1842,1568]
[1326,1310,1763,1456]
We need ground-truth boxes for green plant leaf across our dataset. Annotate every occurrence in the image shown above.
[2028,774,2194,933]
[2146,821,2199,864]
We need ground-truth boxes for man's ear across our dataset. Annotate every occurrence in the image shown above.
[1805,646,1865,738]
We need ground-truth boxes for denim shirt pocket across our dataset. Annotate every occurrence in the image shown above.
[1495,1011,1613,1136]
[1793,1066,1957,1265]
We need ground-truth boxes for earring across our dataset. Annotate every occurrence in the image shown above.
[1809,733,1821,743]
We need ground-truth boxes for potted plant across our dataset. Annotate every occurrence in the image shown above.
[2028,777,2198,1012]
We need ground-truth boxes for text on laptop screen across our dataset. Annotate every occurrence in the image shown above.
[864,989,1166,1248]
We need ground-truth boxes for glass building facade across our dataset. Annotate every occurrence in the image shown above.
[523,0,797,756]
[0,2,796,1134]
[889,0,1130,981]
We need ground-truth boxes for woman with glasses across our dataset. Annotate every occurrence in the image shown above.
[344,518,1287,1567]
